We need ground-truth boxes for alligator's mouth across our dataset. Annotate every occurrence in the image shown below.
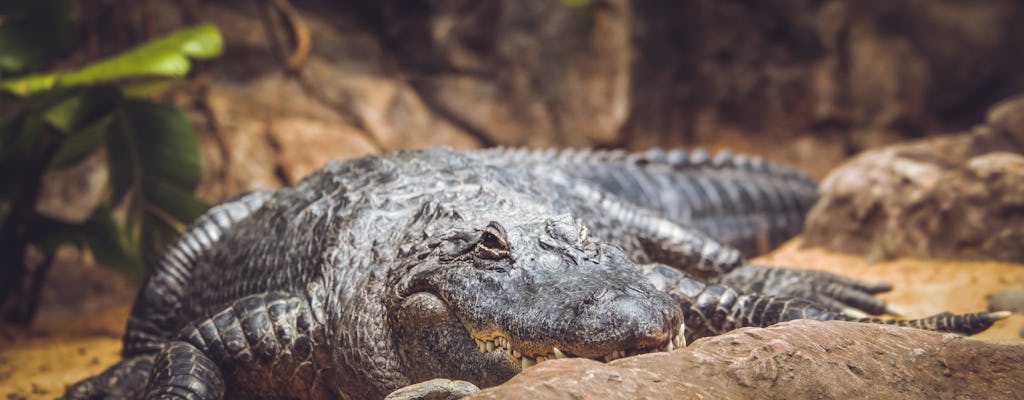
[468,323,686,369]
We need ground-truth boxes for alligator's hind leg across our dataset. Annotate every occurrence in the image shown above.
[643,263,841,342]
[607,209,898,315]
[643,264,1010,340]
[716,264,895,315]
[61,355,154,399]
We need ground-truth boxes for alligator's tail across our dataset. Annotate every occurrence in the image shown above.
[474,147,818,256]
[847,311,1012,336]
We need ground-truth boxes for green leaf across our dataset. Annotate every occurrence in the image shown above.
[105,98,207,269]
[13,113,47,155]
[83,206,138,270]
[145,181,209,223]
[48,113,113,169]
[561,0,593,8]
[105,108,136,207]
[42,87,119,134]
[0,23,223,96]
[120,78,184,99]
[23,206,141,275]
[0,74,58,96]
[140,209,181,270]
[119,100,201,190]
[44,87,120,169]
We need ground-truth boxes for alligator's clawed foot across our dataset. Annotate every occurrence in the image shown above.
[385,379,481,400]
[719,265,893,315]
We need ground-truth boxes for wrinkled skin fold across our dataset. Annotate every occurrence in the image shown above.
[61,148,1008,400]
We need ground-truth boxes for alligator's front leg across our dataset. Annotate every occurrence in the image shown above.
[62,355,156,399]
[643,264,1009,342]
[152,292,334,399]
[145,341,224,399]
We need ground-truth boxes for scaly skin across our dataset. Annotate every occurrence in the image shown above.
[62,147,1007,400]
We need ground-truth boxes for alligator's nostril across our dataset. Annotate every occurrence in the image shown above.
[582,287,609,306]
[591,294,667,336]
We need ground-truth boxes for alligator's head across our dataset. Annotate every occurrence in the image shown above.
[387,214,684,387]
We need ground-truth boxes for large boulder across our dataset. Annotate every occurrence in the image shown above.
[469,320,1024,399]
[802,96,1024,262]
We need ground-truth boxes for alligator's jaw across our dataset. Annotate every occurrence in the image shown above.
[468,323,687,370]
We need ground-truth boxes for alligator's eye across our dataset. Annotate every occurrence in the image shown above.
[474,221,510,259]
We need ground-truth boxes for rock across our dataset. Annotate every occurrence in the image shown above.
[385,379,480,400]
[370,0,632,146]
[468,320,1024,400]
[803,104,1024,262]
[38,0,1024,207]
[626,0,1024,155]
[35,152,108,224]
[984,94,1024,151]
[988,287,1024,313]
[269,116,377,184]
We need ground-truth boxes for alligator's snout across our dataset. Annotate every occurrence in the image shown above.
[468,288,685,368]
[459,239,685,368]
[565,289,683,359]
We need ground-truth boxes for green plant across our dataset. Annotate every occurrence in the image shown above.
[0,16,222,324]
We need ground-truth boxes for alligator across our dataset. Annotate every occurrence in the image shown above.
[62,147,1008,400]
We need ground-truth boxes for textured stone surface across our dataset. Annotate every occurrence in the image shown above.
[469,320,1024,400]
[35,0,1024,211]
[803,99,1024,262]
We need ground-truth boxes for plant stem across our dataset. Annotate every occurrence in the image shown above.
[0,140,59,325]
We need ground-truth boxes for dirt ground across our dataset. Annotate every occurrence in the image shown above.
[1,239,1022,399]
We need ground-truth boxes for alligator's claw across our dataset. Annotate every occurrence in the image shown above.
[717,264,893,315]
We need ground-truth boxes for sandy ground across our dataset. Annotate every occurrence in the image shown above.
[1,239,1022,399]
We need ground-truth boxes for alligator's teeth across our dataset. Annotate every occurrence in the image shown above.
[522,357,535,369]
[552,347,567,359]
[666,340,675,352]
[476,339,484,352]
[486,341,495,352]
[511,348,521,358]
[675,323,687,348]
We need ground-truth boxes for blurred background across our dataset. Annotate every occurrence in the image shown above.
[1,1,1023,397]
